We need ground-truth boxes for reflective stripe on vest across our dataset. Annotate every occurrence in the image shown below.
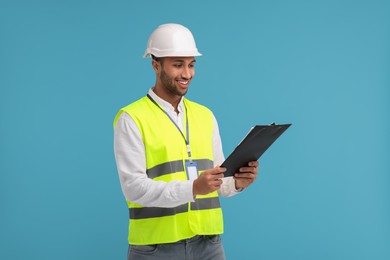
[146,159,213,179]
[130,197,221,219]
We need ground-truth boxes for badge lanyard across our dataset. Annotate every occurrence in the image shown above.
[147,94,193,161]
[147,94,198,180]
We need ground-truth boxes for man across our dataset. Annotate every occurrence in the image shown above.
[114,23,259,260]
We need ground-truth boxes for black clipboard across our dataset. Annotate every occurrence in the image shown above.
[221,123,291,177]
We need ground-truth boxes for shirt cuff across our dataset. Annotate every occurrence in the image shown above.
[181,180,196,203]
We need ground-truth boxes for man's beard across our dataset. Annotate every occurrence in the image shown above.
[160,69,188,97]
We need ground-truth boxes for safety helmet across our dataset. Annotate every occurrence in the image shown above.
[143,23,202,58]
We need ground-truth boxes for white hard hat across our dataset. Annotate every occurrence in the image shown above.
[144,23,202,58]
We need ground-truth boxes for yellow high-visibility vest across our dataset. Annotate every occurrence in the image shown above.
[113,96,223,245]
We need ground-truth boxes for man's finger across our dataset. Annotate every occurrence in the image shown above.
[239,167,256,173]
[234,173,255,179]
[210,167,226,175]
[249,161,259,167]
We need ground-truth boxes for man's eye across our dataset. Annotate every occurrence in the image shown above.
[173,64,182,68]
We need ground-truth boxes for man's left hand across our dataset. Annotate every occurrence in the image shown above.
[234,161,259,189]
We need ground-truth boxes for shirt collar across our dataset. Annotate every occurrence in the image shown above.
[148,88,184,114]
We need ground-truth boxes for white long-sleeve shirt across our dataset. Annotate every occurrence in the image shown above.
[113,89,240,208]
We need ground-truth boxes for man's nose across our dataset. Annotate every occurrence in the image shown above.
[181,67,191,79]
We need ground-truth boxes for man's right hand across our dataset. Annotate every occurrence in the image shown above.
[193,166,226,196]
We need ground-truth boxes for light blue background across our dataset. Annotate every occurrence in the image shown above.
[1,0,389,259]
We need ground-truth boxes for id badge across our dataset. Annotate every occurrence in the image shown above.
[185,161,198,181]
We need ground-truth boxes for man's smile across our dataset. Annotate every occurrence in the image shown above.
[177,79,190,87]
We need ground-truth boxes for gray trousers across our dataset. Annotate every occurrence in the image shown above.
[127,235,226,260]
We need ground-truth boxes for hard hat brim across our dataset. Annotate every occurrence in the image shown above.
[143,49,202,58]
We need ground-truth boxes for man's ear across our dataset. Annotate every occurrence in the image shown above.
[152,60,160,73]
